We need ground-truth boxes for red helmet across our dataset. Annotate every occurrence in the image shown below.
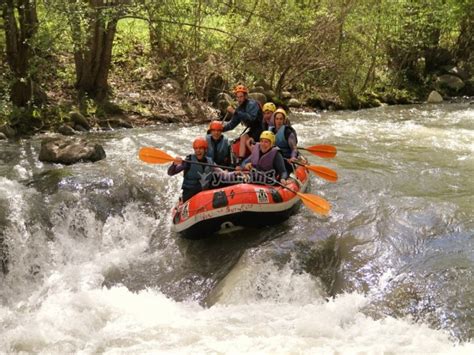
[209,120,224,131]
[233,85,248,94]
[192,137,208,149]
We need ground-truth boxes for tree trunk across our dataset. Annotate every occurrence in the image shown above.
[149,20,163,59]
[76,13,118,102]
[456,6,474,62]
[69,2,120,103]
[193,0,202,53]
[2,0,45,107]
[361,0,382,92]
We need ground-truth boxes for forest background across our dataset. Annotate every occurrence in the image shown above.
[1,0,473,136]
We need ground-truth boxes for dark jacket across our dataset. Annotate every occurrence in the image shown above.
[223,98,263,141]
[167,155,215,201]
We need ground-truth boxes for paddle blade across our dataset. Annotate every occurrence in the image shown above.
[301,144,337,158]
[297,192,331,215]
[139,147,174,164]
[305,165,338,182]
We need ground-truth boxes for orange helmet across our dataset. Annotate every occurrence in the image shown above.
[233,85,248,94]
[209,120,224,131]
[192,137,208,149]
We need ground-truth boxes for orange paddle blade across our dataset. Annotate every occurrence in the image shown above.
[300,144,337,158]
[139,147,174,164]
[296,192,331,215]
[304,165,338,182]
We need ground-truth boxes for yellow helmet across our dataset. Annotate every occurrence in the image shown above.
[259,130,275,146]
[262,102,276,113]
[273,108,287,119]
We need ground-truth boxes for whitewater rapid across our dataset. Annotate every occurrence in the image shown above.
[1,102,473,353]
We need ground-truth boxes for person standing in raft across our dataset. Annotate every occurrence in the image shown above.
[241,130,289,185]
[262,102,276,130]
[270,108,299,173]
[168,137,220,202]
[223,85,263,164]
[206,120,231,167]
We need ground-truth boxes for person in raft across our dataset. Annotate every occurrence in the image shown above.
[262,102,277,131]
[168,137,223,202]
[269,108,299,173]
[206,120,231,167]
[223,85,263,164]
[241,130,289,185]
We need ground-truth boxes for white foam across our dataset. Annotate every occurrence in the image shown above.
[2,106,474,353]
[1,283,472,354]
[2,248,472,353]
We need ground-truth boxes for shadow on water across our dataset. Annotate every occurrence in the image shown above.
[233,231,340,302]
[102,224,296,304]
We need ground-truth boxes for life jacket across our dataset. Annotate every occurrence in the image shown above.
[250,143,279,171]
[206,134,230,166]
[274,125,297,158]
[182,155,214,190]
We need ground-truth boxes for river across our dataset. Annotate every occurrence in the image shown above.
[0,102,473,353]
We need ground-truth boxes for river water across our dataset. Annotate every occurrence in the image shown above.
[0,102,473,353]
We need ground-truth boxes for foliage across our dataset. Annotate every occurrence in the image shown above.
[381,0,470,85]
[224,1,339,95]
[0,0,472,132]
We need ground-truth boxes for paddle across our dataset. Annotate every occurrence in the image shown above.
[139,147,232,170]
[250,169,331,216]
[139,147,331,216]
[299,144,337,158]
[288,160,338,183]
[220,111,232,122]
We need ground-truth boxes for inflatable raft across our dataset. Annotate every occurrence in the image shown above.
[171,165,309,239]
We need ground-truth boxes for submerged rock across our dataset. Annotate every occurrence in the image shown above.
[39,137,106,165]
[57,124,76,136]
[70,111,91,130]
[427,90,443,103]
[248,92,267,106]
[0,124,16,138]
[288,98,302,107]
[436,74,465,93]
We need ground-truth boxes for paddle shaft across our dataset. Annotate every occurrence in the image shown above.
[142,147,336,183]
[221,111,232,122]
[178,158,298,195]
[250,168,298,194]
[140,146,330,215]
[177,159,236,171]
[230,126,250,144]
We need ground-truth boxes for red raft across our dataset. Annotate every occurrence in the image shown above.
[171,165,309,239]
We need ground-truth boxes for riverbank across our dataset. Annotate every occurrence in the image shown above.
[1,71,473,140]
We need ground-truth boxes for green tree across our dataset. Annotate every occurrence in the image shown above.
[1,0,46,108]
[63,0,131,103]
[222,1,340,96]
